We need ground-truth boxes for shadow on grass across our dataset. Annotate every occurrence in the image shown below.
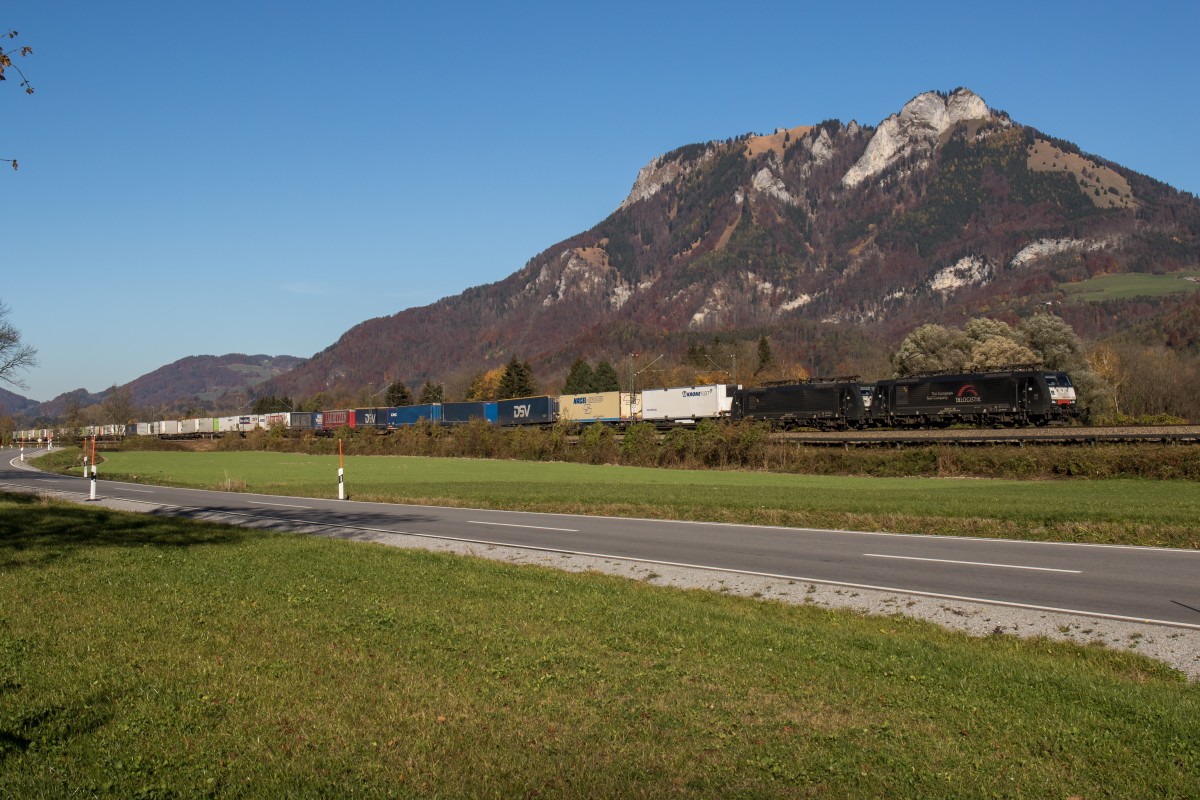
[0,692,114,764]
[0,492,250,570]
[0,489,446,572]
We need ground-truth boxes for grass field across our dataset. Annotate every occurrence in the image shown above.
[1,492,1196,798]
[1060,269,1200,301]
[39,449,1200,548]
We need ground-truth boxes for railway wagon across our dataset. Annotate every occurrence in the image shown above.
[320,409,353,431]
[558,391,641,424]
[216,415,261,433]
[354,408,391,429]
[290,412,321,431]
[873,370,1078,426]
[179,418,213,435]
[732,381,870,430]
[388,404,443,427]
[641,385,735,426]
[497,396,558,427]
[262,412,292,429]
[441,401,499,425]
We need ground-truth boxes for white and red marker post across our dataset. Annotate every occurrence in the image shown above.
[337,438,346,500]
[89,434,98,501]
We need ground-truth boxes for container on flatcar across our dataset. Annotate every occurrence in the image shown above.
[733,381,869,429]
[387,404,442,427]
[497,395,558,427]
[179,418,202,435]
[289,412,319,431]
[321,409,353,431]
[216,416,240,433]
[135,422,152,436]
[640,385,735,425]
[153,420,181,436]
[441,401,499,425]
[623,392,642,421]
[353,408,391,429]
[261,412,291,429]
[556,393,633,424]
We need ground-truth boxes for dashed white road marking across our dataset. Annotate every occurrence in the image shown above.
[468,520,579,533]
[864,553,1081,574]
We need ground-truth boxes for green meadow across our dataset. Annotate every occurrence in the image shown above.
[1,492,1197,798]
[1060,269,1200,301]
[40,449,1200,548]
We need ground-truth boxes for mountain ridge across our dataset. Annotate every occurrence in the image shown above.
[15,353,304,424]
[260,87,1198,403]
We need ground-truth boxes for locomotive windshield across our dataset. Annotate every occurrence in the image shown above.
[1044,374,1073,387]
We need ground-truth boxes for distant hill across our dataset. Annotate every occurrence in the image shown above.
[121,353,305,410]
[249,88,1197,400]
[0,385,38,417]
[30,354,304,421]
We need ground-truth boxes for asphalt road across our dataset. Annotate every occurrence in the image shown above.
[4,447,1199,629]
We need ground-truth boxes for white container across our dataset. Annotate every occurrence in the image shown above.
[640,385,734,424]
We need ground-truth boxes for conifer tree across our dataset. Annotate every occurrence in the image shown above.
[754,336,776,375]
[498,357,536,398]
[417,380,444,404]
[385,380,413,406]
[592,360,621,392]
[561,359,595,394]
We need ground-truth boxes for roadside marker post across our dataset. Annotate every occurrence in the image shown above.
[89,435,97,501]
[338,439,346,500]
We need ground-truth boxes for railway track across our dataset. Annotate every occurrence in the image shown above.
[776,424,1200,446]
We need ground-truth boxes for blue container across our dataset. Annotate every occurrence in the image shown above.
[388,404,443,427]
[354,408,392,429]
[441,401,499,424]
[290,412,318,430]
[497,396,558,426]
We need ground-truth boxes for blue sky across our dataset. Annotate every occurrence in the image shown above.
[4,0,1198,401]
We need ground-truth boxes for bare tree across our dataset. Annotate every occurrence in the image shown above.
[2,29,35,170]
[0,301,37,389]
[101,385,137,428]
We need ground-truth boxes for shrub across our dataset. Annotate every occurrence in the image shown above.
[620,422,660,467]
[578,423,619,465]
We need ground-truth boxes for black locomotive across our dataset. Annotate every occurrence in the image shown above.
[731,369,1078,429]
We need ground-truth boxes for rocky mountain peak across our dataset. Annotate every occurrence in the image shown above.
[261,87,1200,404]
[842,88,992,188]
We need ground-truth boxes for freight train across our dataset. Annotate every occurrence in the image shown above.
[13,368,1077,443]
